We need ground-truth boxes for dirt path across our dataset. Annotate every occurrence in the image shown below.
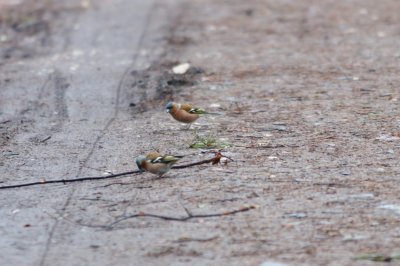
[1,0,180,265]
[1,0,400,265]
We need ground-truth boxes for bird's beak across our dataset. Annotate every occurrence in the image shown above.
[166,109,170,113]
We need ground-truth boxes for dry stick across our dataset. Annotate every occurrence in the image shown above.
[106,205,256,228]
[173,152,223,169]
[0,153,224,190]
[0,170,140,190]
[172,236,219,243]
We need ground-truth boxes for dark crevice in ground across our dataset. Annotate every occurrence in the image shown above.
[129,62,205,114]
[125,1,205,115]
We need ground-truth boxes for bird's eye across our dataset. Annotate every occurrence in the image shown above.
[165,102,173,110]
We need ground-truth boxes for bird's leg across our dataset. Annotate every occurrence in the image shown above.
[185,123,192,130]
[152,174,165,180]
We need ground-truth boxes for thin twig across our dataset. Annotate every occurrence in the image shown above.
[99,183,152,188]
[0,153,226,190]
[172,152,223,168]
[106,205,256,228]
[172,236,219,243]
[39,136,52,143]
[179,200,193,217]
[0,170,140,190]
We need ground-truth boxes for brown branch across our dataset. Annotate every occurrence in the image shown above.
[106,205,256,229]
[173,236,219,243]
[0,153,227,190]
[172,152,223,168]
[0,170,141,190]
[99,183,152,188]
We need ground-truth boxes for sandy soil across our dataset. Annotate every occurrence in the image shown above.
[1,0,400,265]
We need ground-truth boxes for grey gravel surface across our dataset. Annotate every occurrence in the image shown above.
[1,0,400,266]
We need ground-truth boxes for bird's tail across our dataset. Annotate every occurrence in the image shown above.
[162,155,184,163]
[188,107,220,115]
[203,112,221,115]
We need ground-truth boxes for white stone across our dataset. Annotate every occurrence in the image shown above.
[172,63,190,74]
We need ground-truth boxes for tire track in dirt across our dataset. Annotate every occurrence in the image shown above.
[38,2,157,265]
[126,2,203,115]
[51,70,70,128]
[23,71,70,145]
[1,69,69,152]
[37,70,70,127]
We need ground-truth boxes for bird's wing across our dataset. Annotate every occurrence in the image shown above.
[151,155,183,164]
[188,107,206,114]
[179,103,194,112]
[180,103,206,114]
[146,152,162,161]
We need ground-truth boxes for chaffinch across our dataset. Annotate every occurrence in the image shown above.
[165,102,218,128]
[136,151,183,177]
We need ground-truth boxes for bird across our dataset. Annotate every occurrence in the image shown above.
[165,102,219,129]
[136,152,183,177]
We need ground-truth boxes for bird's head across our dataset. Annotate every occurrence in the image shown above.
[135,155,146,173]
[165,102,174,113]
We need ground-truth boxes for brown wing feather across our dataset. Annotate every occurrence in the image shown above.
[146,151,161,160]
[179,103,194,112]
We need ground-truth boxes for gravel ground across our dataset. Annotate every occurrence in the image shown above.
[1,0,400,265]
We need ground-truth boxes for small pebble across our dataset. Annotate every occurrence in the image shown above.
[172,63,190,74]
